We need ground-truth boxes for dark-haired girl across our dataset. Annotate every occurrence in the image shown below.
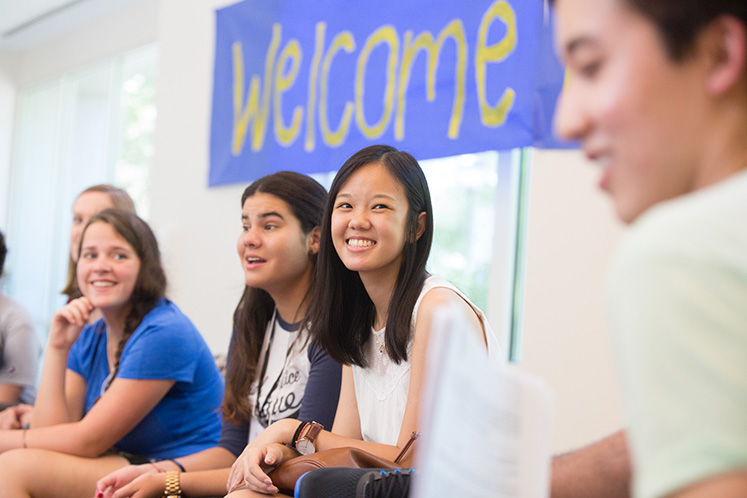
[0,209,224,498]
[96,172,341,498]
[226,145,501,497]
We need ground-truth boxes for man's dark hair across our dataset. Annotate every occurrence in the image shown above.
[550,0,747,61]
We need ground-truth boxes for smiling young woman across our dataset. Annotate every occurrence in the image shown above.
[0,209,224,498]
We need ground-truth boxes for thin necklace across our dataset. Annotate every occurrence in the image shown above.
[373,330,385,354]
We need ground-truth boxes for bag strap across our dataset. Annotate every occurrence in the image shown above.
[394,431,419,464]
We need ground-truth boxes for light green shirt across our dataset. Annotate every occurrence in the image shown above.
[608,169,747,498]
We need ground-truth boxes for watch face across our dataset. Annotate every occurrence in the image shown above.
[297,439,315,455]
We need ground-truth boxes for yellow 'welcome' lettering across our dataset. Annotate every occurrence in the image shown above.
[355,26,398,139]
[229,0,522,155]
[397,19,467,140]
[274,39,303,146]
[320,30,355,147]
[476,0,516,127]
[232,24,282,155]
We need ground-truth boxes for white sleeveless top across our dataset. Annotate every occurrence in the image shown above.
[352,275,502,445]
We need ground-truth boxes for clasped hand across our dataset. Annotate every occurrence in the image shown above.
[227,442,293,495]
[49,297,94,350]
[0,404,33,430]
[94,464,161,498]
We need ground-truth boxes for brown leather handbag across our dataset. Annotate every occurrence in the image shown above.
[267,432,418,495]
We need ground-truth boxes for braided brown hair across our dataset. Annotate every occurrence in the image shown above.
[79,208,166,391]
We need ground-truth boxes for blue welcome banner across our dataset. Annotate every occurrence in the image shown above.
[210,0,565,186]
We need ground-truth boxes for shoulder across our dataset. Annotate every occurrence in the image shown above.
[134,299,198,337]
[629,170,747,251]
[416,276,474,317]
[307,335,339,365]
[126,300,205,354]
[0,294,32,326]
[613,176,747,284]
[414,277,484,342]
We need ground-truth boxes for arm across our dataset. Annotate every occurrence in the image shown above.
[225,361,362,493]
[99,458,236,498]
[550,430,631,498]
[105,468,235,498]
[97,417,242,497]
[32,297,92,427]
[0,376,174,456]
[0,385,22,405]
[297,340,341,429]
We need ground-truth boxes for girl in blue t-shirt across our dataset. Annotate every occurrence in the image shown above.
[0,208,224,498]
[94,172,341,498]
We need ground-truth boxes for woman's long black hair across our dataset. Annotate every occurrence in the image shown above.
[222,171,327,424]
[304,145,434,366]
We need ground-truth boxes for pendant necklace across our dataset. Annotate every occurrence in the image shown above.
[373,331,385,354]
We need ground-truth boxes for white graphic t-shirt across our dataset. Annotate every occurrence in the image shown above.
[248,311,311,442]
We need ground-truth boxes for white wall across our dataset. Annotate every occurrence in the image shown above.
[149,0,244,355]
[521,149,627,452]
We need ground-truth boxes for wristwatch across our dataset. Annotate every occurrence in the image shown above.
[294,421,323,455]
[163,470,181,498]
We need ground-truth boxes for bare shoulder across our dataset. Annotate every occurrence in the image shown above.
[415,287,485,346]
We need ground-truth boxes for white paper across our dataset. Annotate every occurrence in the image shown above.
[413,304,554,498]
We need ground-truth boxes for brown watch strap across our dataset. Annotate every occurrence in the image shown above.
[304,421,323,443]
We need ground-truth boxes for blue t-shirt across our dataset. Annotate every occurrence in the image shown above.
[67,299,224,459]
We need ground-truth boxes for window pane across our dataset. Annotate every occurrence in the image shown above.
[6,81,66,328]
[422,149,524,352]
[115,45,158,219]
[5,45,158,338]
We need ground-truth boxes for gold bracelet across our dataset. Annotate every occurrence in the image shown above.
[163,470,181,498]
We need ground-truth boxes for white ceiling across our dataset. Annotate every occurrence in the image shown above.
[0,0,138,50]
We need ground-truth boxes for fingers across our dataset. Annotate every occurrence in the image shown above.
[95,481,118,498]
[96,464,152,497]
[58,299,92,327]
[109,474,155,498]
[16,404,33,413]
[226,446,280,495]
[0,406,23,430]
[49,298,93,348]
[95,473,109,491]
